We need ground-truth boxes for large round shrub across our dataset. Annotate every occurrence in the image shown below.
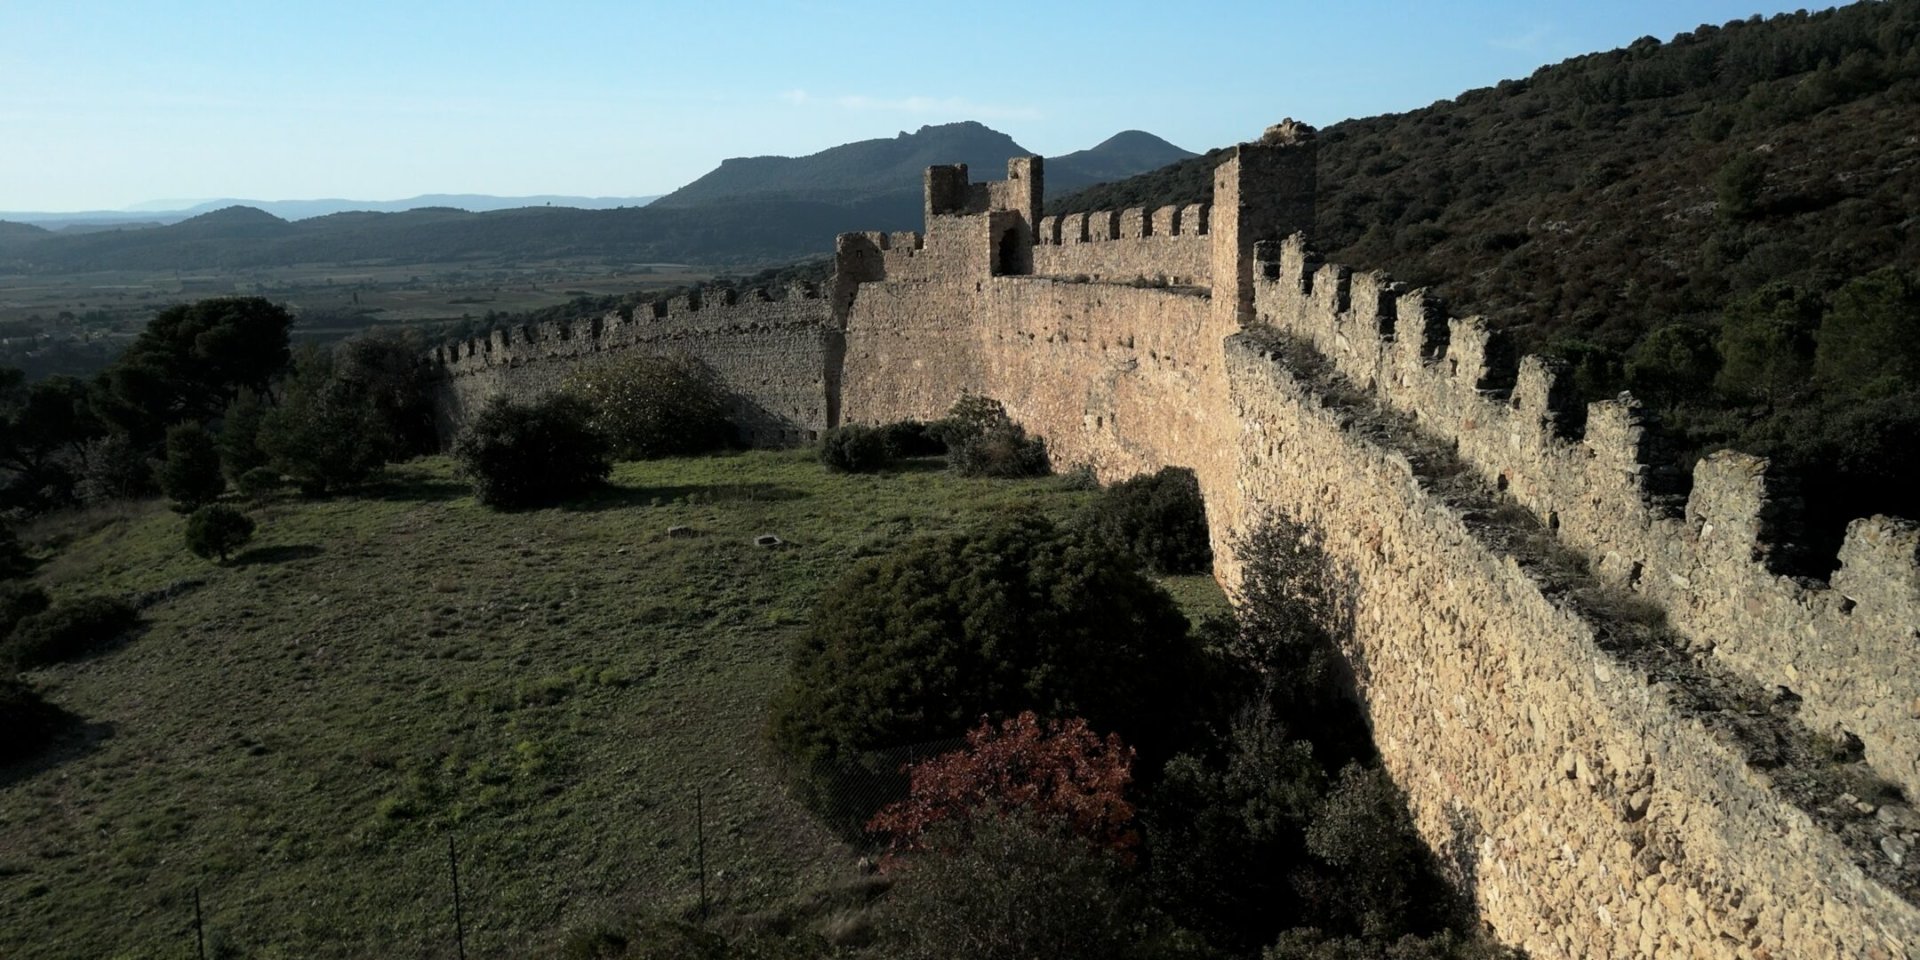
[185,504,257,562]
[453,394,611,508]
[1084,467,1213,574]
[0,527,34,581]
[819,424,895,473]
[563,352,734,460]
[0,581,50,639]
[936,396,1049,478]
[771,513,1204,805]
[2,597,139,669]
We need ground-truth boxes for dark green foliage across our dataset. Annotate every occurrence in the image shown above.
[877,813,1184,960]
[818,425,894,473]
[1231,515,1356,732]
[1141,513,1466,952]
[1815,267,1920,392]
[0,528,34,581]
[1145,702,1328,952]
[562,353,735,461]
[878,419,947,457]
[0,371,101,513]
[257,345,399,495]
[185,505,256,562]
[1714,152,1767,221]
[75,432,156,503]
[1303,765,1441,939]
[217,391,268,480]
[157,423,225,509]
[1716,281,1822,403]
[770,512,1204,817]
[453,394,611,509]
[335,329,440,458]
[234,466,282,499]
[1084,467,1212,574]
[937,396,1049,479]
[1625,324,1721,406]
[0,581,50,637]
[1051,4,1920,525]
[0,674,70,765]
[2,597,138,669]
[95,297,292,443]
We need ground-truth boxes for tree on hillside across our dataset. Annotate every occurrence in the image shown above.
[94,297,293,443]
[0,371,102,513]
[157,423,225,510]
[257,345,397,495]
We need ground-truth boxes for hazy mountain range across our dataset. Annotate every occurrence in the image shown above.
[0,124,1193,271]
[0,194,665,231]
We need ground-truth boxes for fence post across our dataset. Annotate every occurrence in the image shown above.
[695,786,709,920]
[193,887,206,960]
[448,832,467,960]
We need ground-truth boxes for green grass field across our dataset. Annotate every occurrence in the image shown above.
[0,450,1225,959]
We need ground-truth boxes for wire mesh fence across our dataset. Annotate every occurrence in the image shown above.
[161,736,969,959]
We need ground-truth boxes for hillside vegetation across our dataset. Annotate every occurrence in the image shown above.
[1,451,1223,957]
[1056,2,1920,557]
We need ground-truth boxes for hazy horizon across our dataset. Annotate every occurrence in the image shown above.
[1,1,1839,211]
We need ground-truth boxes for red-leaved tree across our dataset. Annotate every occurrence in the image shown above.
[866,711,1138,860]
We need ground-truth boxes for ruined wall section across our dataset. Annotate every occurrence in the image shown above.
[1225,336,1920,959]
[430,286,838,446]
[1252,234,1920,804]
[1032,203,1212,285]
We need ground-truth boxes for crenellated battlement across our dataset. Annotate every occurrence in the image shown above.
[431,282,827,378]
[1254,232,1920,800]
[420,124,1920,955]
[1031,202,1214,286]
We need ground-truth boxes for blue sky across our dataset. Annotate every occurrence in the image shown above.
[0,1,1837,211]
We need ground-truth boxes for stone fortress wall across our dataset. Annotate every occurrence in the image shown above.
[428,127,1920,958]
[429,285,840,447]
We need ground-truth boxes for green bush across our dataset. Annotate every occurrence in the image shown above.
[562,352,735,460]
[2,597,139,668]
[235,466,283,499]
[818,425,894,473]
[0,674,70,764]
[453,394,611,509]
[0,527,34,581]
[0,581,51,640]
[770,512,1205,827]
[877,813,1182,960]
[936,397,1049,478]
[879,420,947,457]
[1084,467,1212,574]
[218,391,269,480]
[185,505,257,562]
[157,422,225,509]
[258,345,398,495]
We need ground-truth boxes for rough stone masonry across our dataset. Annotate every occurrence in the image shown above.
[430,128,1920,959]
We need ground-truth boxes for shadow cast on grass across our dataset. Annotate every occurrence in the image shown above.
[0,717,114,789]
[230,544,324,567]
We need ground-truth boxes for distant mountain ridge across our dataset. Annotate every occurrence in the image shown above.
[0,123,1195,271]
[652,121,1194,208]
[0,194,664,230]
